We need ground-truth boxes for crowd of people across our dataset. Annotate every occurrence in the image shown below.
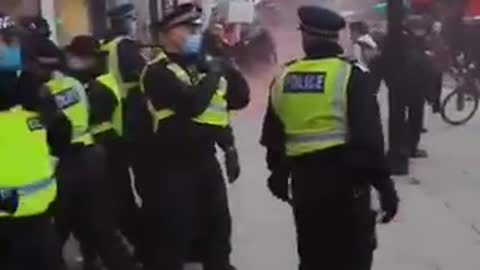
[0,2,250,270]
[10,0,471,269]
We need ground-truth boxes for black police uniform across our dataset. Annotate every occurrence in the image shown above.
[104,5,147,258]
[62,36,143,270]
[260,7,398,270]
[23,38,135,270]
[134,4,249,270]
[0,69,70,270]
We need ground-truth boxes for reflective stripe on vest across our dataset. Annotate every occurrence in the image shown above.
[102,37,139,98]
[46,75,94,145]
[0,107,56,218]
[94,73,123,135]
[271,58,352,157]
[90,122,114,135]
[140,52,229,133]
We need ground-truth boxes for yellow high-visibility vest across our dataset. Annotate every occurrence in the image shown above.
[90,73,123,136]
[140,52,229,133]
[102,36,139,98]
[271,58,352,157]
[46,75,93,145]
[0,107,56,218]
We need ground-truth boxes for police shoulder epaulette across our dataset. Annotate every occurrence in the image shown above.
[284,59,299,66]
[339,56,369,72]
[338,56,356,64]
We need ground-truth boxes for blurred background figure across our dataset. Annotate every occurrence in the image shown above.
[349,21,379,69]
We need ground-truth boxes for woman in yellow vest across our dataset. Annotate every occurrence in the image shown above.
[25,36,137,270]
[0,15,71,270]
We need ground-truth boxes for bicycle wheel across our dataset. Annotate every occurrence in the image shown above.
[440,85,480,125]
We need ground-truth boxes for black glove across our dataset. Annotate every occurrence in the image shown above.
[225,147,240,183]
[0,190,19,214]
[376,178,399,223]
[267,171,290,202]
[198,55,225,74]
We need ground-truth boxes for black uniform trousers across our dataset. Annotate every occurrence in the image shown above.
[54,145,136,270]
[138,157,232,270]
[0,214,63,270]
[406,93,426,154]
[105,139,143,256]
[290,157,376,270]
[386,81,411,169]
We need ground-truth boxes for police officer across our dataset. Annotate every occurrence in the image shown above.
[104,3,145,97]
[260,6,399,270]
[64,35,145,268]
[102,5,145,255]
[0,14,68,270]
[26,38,137,270]
[137,3,243,270]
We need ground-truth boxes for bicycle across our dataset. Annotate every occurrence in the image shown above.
[440,57,480,125]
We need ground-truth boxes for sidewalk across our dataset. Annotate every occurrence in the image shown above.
[373,179,480,270]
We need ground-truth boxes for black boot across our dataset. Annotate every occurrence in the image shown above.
[410,149,428,159]
[388,152,409,176]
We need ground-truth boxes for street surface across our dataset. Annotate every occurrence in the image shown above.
[65,9,480,270]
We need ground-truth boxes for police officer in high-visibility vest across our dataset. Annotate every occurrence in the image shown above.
[260,6,399,270]
[103,3,145,98]
[26,37,137,270]
[103,6,147,261]
[64,35,144,268]
[0,14,70,270]
[137,4,239,270]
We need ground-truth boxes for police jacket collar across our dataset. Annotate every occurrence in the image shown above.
[304,42,344,60]
[164,51,198,67]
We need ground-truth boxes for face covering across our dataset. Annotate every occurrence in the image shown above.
[67,57,89,71]
[182,33,203,56]
[0,46,22,72]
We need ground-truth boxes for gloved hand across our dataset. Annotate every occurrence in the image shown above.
[267,171,290,202]
[198,55,225,74]
[376,178,399,223]
[0,189,19,214]
[225,147,240,183]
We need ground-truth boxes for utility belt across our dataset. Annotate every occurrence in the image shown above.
[0,178,55,215]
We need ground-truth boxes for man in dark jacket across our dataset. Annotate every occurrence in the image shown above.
[261,6,399,270]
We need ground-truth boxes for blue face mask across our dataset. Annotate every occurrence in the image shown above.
[182,33,203,56]
[0,46,22,72]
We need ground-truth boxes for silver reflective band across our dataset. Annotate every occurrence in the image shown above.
[207,104,227,112]
[287,131,347,144]
[73,130,89,139]
[0,178,55,196]
[332,63,349,128]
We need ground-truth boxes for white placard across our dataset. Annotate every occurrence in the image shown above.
[226,1,255,23]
